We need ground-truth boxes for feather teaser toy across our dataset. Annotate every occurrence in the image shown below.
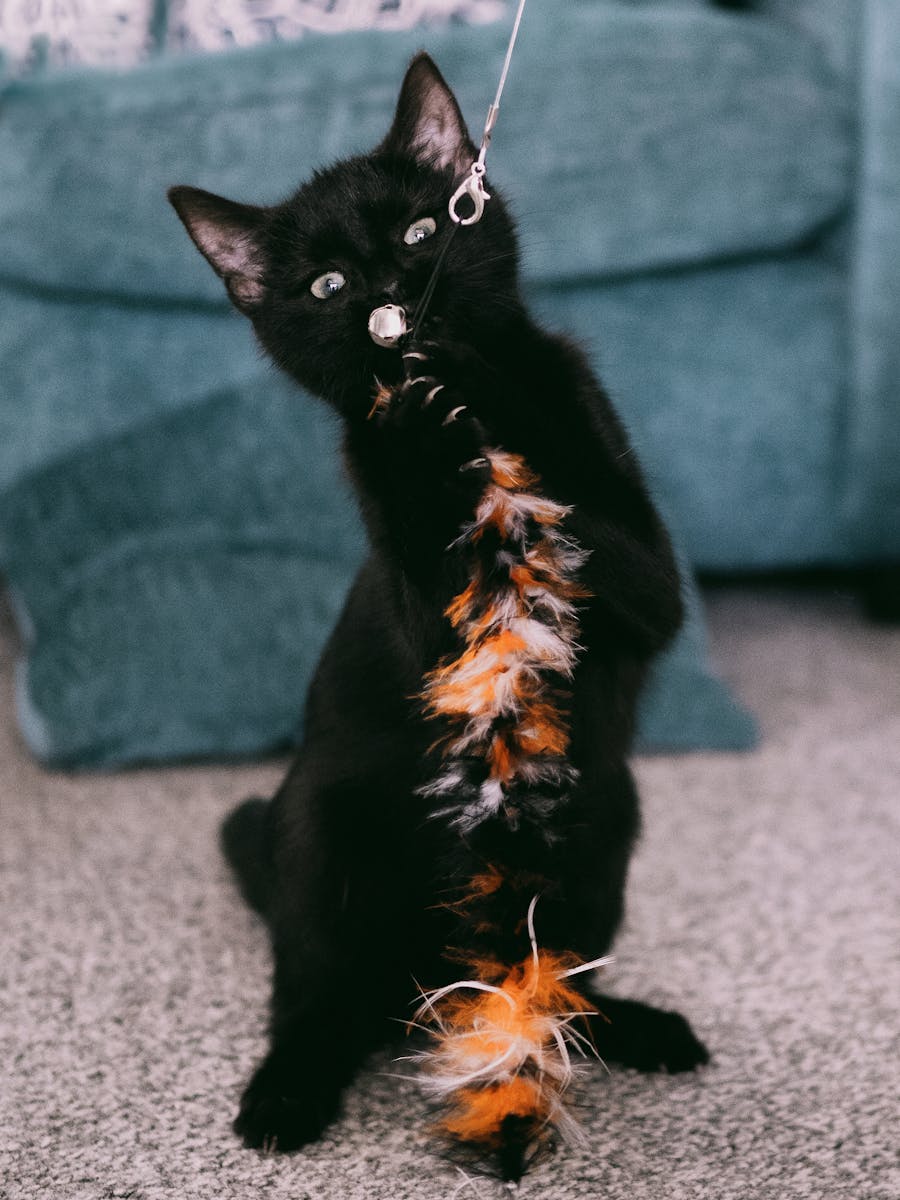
[369,3,618,1177]
[376,436,612,1177]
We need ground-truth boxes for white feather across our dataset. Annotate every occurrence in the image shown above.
[417,764,466,797]
[422,449,589,836]
[508,617,579,673]
[407,900,610,1146]
[476,777,506,816]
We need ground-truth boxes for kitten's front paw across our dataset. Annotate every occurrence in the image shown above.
[377,345,491,484]
[233,1054,343,1153]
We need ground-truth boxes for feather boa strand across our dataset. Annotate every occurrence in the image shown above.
[418,448,590,834]
[413,448,608,1173]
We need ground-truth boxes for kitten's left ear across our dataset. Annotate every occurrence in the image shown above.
[380,53,477,176]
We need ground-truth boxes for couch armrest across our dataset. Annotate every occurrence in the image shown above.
[844,0,900,558]
[751,1,860,78]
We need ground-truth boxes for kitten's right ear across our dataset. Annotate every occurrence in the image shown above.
[168,186,268,313]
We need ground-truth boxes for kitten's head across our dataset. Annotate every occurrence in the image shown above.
[169,54,521,415]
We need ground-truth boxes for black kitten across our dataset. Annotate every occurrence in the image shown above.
[170,53,708,1176]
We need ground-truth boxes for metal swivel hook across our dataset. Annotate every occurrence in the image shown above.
[448,161,492,227]
[446,0,526,226]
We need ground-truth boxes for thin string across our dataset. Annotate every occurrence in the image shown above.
[479,0,528,165]
[494,0,528,111]
[410,0,527,338]
[411,221,459,338]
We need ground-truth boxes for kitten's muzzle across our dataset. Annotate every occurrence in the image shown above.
[368,304,407,348]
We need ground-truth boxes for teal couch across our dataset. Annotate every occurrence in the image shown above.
[1,0,893,766]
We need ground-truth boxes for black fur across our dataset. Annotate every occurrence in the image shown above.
[171,53,708,1168]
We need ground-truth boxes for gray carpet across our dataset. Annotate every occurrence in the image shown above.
[2,586,898,1200]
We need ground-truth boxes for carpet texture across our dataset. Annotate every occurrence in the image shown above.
[1,585,898,1199]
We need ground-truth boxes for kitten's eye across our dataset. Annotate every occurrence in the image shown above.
[310,271,346,300]
[403,217,437,246]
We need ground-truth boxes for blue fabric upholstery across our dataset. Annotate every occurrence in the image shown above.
[0,290,259,493]
[755,1,859,77]
[0,7,849,298]
[2,381,360,765]
[846,0,900,559]
[3,0,896,765]
[1,378,756,767]
[530,251,849,569]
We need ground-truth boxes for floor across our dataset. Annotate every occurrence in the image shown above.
[2,585,898,1199]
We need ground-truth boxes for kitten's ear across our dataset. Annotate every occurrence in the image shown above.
[380,53,476,176]
[168,186,268,313]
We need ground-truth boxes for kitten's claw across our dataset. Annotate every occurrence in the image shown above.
[399,374,439,400]
[460,457,490,472]
[401,337,492,393]
[443,405,467,424]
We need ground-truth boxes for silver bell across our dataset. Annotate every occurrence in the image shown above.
[368,303,407,348]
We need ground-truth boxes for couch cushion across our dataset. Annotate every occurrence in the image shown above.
[528,248,850,571]
[0,5,851,300]
[0,285,258,494]
[753,1,857,78]
[0,376,756,767]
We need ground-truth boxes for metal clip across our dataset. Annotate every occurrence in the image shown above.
[448,162,491,227]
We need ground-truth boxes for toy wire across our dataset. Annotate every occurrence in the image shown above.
[410,0,527,339]
[411,220,459,339]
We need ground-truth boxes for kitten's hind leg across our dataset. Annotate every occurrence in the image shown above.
[231,768,422,1153]
[233,957,385,1153]
[586,995,710,1073]
[220,796,274,917]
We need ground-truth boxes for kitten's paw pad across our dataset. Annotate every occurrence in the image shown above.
[233,1061,341,1153]
[592,1000,710,1074]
